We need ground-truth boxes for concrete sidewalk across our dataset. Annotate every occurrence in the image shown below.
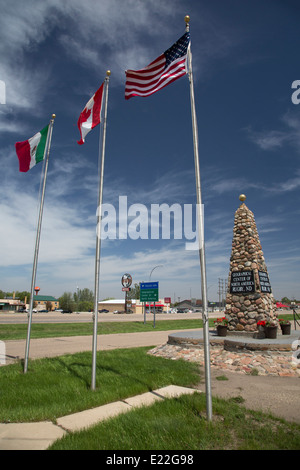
[0,385,199,450]
[3,329,199,364]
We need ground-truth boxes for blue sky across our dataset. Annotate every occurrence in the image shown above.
[0,0,300,302]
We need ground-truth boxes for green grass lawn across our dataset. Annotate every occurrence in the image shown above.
[0,314,295,341]
[0,319,206,340]
[0,347,200,422]
[49,392,300,451]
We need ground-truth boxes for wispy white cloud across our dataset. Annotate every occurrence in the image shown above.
[0,0,179,108]
[0,119,28,135]
[246,110,300,153]
[205,164,300,196]
[0,0,241,117]
[0,181,94,268]
[247,129,288,151]
[274,170,300,192]
[0,1,55,114]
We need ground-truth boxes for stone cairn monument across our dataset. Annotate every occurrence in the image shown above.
[225,195,277,332]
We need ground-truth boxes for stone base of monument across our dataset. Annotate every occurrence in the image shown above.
[227,329,267,339]
[167,329,300,352]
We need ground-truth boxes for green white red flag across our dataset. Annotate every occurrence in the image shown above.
[15,125,49,172]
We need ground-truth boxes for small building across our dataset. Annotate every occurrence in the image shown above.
[139,301,167,313]
[97,299,130,313]
[97,298,170,314]
[0,299,25,312]
[33,295,59,311]
[98,299,142,313]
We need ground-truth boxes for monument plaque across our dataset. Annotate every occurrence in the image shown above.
[230,270,255,294]
[258,271,272,293]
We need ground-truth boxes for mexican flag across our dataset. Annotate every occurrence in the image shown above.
[15,125,49,172]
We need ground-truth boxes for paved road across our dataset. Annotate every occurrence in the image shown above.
[0,309,294,325]
[198,368,300,425]
[0,311,211,324]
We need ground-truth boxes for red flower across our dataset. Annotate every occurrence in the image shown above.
[278,318,290,325]
[214,317,228,326]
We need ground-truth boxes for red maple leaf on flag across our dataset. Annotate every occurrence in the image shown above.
[78,107,91,125]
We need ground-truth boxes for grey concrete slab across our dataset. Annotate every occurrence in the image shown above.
[124,391,163,408]
[56,401,131,432]
[168,329,300,351]
[154,385,198,399]
[0,422,66,450]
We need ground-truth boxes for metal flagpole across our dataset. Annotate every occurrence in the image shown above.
[91,71,110,390]
[185,15,213,421]
[24,113,56,374]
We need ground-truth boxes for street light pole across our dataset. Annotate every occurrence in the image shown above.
[149,265,163,281]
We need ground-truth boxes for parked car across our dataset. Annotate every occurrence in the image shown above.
[99,309,109,313]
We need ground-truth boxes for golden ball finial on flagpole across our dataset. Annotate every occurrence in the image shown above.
[52,114,56,119]
[239,194,246,202]
[185,15,190,24]
[106,70,111,76]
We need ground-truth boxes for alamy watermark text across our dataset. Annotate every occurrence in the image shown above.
[96,196,203,250]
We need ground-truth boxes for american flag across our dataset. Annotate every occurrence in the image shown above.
[125,32,190,100]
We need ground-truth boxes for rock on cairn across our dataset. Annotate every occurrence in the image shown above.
[225,195,277,332]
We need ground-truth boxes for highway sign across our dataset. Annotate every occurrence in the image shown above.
[140,282,159,302]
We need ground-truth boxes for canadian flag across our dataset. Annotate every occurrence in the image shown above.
[77,82,104,145]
